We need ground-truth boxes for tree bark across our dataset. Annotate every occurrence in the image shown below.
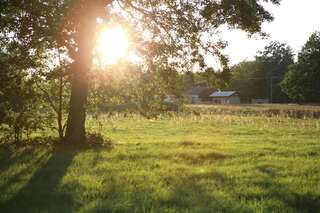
[57,48,64,141]
[64,10,97,144]
[64,1,114,144]
[64,64,89,143]
[57,73,64,141]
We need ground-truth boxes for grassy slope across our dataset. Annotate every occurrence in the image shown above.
[0,113,320,213]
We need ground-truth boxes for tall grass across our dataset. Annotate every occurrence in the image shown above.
[189,104,320,119]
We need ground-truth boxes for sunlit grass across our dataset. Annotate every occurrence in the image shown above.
[1,110,320,212]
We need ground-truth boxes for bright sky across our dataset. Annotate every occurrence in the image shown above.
[206,0,320,68]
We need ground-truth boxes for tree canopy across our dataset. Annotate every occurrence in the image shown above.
[281,32,320,103]
[230,41,293,102]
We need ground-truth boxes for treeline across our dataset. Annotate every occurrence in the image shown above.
[184,31,320,104]
[281,32,320,103]
[230,41,294,103]
[231,32,320,103]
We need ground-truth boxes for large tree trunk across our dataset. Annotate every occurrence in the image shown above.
[64,64,89,143]
[64,10,97,144]
[64,1,113,144]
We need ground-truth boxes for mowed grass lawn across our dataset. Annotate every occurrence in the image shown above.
[0,112,320,212]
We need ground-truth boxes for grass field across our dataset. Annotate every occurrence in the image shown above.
[0,105,320,212]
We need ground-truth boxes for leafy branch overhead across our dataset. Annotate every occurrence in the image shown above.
[1,0,280,69]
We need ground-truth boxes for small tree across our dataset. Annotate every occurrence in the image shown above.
[34,49,71,141]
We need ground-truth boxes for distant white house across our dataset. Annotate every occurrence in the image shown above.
[209,91,241,104]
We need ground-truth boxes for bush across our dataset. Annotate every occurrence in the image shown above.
[0,73,50,144]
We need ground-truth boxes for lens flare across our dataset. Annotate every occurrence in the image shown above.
[95,26,129,65]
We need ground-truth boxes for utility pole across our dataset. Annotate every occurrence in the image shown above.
[270,67,273,104]
[270,76,273,103]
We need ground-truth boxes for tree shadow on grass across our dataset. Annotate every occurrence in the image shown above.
[0,150,49,194]
[158,173,242,212]
[0,145,79,213]
[172,167,320,213]
[254,164,320,213]
[0,137,58,174]
[0,146,37,174]
[77,169,245,212]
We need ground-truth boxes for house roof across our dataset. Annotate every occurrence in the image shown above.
[210,91,238,97]
[186,86,208,95]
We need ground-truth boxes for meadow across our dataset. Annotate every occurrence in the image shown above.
[0,104,320,212]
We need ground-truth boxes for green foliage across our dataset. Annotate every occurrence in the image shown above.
[256,41,294,102]
[36,68,71,139]
[183,71,195,90]
[133,73,165,118]
[88,61,184,119]
[230,60,266,101]
[132,69,181,118]
[184,67,231,92]
[281,32,320,102]
[0,53,49,143]
[230,41,294,102]
[1,0,279,72]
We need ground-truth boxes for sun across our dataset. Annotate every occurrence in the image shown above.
[95,26,129,65]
